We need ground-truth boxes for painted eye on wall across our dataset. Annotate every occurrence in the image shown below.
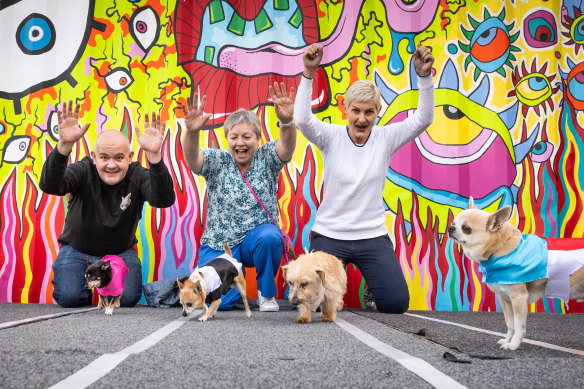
[561,8,584,55]
[104,68,134,93]
[523,9,557,49]
[129,6,160,53]
[16,13,56,55]
[514,75,552,106]
[47,110,60,141]
[443,105,466,120]
[2,135,31,164]
[508,59,558,116]
[0,0,102,114]
[567,66,584,110]
[571,14,584,44]
[470,21,510,71]
[458,8,520,80]
[530,141,553,163]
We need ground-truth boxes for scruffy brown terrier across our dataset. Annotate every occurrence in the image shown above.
[177,244,252,321]
[282,251,347,323]
[448,197,584,350]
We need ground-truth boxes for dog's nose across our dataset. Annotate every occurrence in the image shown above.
[291,296,300,305]
[182,310,188,317]
[448,225,456,235]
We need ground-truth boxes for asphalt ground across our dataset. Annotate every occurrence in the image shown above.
[0,302,582,388]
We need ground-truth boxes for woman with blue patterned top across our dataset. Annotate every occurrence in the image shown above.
[180,82,296,312]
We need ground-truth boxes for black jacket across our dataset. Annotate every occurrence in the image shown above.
[39,148,175,256]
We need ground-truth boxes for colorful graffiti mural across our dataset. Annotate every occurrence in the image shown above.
[1,0,583,313]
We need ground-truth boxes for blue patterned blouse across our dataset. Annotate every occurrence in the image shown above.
[199,141,285,250]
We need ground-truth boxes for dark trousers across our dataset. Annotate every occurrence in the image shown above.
[52,245,143,308]
[309,231,410,314]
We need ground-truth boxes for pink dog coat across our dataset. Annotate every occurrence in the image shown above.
[95,255,128,297]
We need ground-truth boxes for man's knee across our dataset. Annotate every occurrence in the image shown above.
[53,287,92,308]
[119,287,142,307]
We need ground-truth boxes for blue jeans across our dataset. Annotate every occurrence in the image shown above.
[52,245,143,308]
[309,231,410,314]
[198,223,283,310]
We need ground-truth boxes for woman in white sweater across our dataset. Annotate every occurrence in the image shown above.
[294,44,435,313]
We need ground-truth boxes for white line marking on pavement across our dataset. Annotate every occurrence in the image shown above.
[0,308,97,330]
[335,317,467,389]
[405,313,584,356]
[48,310,202,389]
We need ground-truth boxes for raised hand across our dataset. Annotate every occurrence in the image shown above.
[56,100,91,155]
[135,112,166,163]
[302,44,323,79]
[268,82,295,124]
[180,92,212,133]
[413,46,434,77]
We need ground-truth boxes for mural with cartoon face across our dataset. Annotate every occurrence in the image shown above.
[1,0,583,314]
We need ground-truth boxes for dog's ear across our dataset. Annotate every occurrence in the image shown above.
[100,261,111,271]
[176,278,184,289]
[193,280,203,294]
[223,243,232,257]
[468,197,476,209]
[486,205,512,232]
[281,265,290,287]
[316,268,330,289]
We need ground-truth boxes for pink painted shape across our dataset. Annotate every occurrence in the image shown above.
[384,0,440,33]
[390,135,516,198]
[417,129,494,158]
[0,177,16,302]
[218,0,440,76]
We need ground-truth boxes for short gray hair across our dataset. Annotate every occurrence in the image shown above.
[223,108,261,138]
[344,80,381,111]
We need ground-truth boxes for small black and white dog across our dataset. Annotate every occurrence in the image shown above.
[85,255,129,315]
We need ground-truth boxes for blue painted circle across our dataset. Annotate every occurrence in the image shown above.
[16,14,55,54]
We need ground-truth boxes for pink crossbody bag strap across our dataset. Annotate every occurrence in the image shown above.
[237,166,294,263]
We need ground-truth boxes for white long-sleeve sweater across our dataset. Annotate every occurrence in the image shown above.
[294,74,434,240]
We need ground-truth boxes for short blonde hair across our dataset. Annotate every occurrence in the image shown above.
[344,80,381,111]
[223,108,261,138]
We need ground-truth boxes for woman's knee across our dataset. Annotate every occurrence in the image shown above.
[255,224,283,247]
[374,293,410,314]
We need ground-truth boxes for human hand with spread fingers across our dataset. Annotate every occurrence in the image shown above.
[56,100,91,155]
[135,112,166,164]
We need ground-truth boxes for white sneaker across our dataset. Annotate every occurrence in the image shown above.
[257,291,279,312]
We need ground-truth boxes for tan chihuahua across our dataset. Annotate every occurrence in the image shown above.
[177,244,252,321]
[282,251,347,323]
[448,197,584,350]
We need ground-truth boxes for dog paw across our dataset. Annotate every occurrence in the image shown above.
[321,314,336,322]
[500,341,520,350]
[296,316,311,324]
[246,311,252,318]
[198,316,209,322]
[105,307,113,316]
[497,339,508,345]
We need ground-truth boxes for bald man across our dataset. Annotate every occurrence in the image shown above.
[40,100,175,308]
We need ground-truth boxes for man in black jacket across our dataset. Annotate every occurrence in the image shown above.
[40,100,176,308]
